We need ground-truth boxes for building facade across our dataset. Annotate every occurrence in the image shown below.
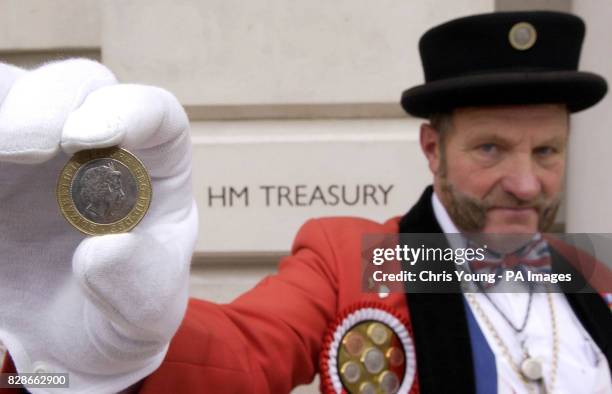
[0,1,610,392]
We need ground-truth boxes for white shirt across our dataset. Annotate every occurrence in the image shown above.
[431,192,612,394]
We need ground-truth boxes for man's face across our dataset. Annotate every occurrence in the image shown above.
[424,104,569,234]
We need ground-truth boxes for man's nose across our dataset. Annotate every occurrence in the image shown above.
[500,154,542,202]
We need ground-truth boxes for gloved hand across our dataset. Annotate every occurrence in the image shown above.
[0,59,198,393]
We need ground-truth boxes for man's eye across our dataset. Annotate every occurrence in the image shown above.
[534,146,557,156]
[477,143,498,154]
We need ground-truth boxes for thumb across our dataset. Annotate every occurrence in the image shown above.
[72,232,190,342]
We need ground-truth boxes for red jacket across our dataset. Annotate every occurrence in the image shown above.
[138,216,413,393]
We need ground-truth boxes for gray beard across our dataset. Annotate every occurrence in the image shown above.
[437,174,561,233]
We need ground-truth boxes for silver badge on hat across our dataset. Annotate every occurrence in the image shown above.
[509,22,537,50]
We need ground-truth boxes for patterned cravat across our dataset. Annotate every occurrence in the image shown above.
[468,235,551,286]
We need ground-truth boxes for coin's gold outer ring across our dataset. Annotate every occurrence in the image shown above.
[508,21,537,51]
[56,146,152,235]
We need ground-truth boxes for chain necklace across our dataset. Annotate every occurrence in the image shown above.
[466,292,559,393]
[477,281,534,334]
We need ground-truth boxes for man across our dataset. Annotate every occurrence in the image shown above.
[135,10,611,394]
[1,9,611,394]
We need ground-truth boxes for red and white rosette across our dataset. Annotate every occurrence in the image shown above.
[320,302,418,394]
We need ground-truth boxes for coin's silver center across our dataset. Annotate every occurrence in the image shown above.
[513,27,531,46]
[71,158,138,224]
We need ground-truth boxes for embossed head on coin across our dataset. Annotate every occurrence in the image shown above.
[74,159,132,223]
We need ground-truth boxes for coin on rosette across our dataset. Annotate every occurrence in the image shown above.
[56,146,152,235]
[320,302,418,394]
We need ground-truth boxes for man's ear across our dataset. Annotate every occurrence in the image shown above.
[420,122,441,174]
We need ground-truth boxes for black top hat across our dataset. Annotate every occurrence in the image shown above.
[401,11,608,118]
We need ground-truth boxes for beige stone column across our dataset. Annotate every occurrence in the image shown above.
[566,0,612,232]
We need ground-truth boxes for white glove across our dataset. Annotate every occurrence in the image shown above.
[0,59,198,393]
